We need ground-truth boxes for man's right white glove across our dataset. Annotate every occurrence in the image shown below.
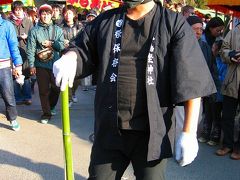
[175,132,199,167]
[53,52,77,91]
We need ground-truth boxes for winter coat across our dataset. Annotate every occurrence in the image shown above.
[0,15,22,68]
[9,16,33,77]
[27,21,65,70]
[60,20,84,41]
[220,25,240,99]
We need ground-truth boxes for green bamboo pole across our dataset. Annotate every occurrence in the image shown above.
[61,86,74,180]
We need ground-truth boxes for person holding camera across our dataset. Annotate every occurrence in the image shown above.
[27,4,65,124]
[216,24,240,159]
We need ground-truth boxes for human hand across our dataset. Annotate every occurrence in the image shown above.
[30,67,36,75]
[175,132,199,167]
[42,40,53,48]
[229,50,240,63]
[14,66,22,78]
[53,51,77,91]
[64,39,70,48]
[20,33,28,40]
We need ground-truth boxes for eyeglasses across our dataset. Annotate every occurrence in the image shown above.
[192,27,204,32]
[189,12,196,16]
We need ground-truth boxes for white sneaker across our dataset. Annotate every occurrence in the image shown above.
[40,119,49,124]
[11,120,20,131]
[72,95,78,103]
[69,101,73,108]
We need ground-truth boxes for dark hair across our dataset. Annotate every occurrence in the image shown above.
[27,10,38,24]
[205,17,224,32]
[181,5,194,14]
[204,13,211,19]
[51,4,61,10]
[62,5,76,16]
[0,12,7,19]
[214,39,223,50]
[11,0,24,12]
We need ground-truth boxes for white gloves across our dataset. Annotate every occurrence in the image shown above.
[175,132,199,167]
[53,52,77,91]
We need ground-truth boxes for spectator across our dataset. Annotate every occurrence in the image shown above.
[203,13,212,29]
[27,4,65,124]
[181,5,194,18]
[27,9,38,26]
[175,15,211,150]
[86,9,98,22]
[198,17,224,143]
[202,17,224,48]
[53,0,216,179]
[9,0,33,105]
[175,3,183,13]
[0,13,23,131]
[61,5,84,107]
[205,39,226,146]
[216,23,240,160]
[51,4,63,26]
[80,9,99,92]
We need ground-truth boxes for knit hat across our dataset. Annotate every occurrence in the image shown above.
[186,15,203,26]
[86,10,97,18]
[38,4,53,15]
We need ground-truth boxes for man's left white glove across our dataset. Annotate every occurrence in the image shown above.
[53,52,77,91]
[175,132,199,167]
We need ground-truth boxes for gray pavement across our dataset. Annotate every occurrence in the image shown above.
[0,85,240,180]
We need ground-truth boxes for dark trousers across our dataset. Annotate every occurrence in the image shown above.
[0,68,17,121]
[69,79,81,100]
[221,95,240,149]
[202,97,222,137]
[88,130,167,180]
[36,67,60,117]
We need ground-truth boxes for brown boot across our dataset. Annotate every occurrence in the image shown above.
[216,147,232,156]
[230,149,240,160]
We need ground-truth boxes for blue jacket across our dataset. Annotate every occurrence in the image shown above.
[0,15,22,66]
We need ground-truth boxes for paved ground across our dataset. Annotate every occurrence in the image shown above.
[0,85,240,180]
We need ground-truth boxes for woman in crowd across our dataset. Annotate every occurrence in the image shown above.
[60,5,84,107]
[198,17,225,144]
[9,1,33,105]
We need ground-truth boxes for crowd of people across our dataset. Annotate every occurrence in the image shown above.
[0,0,240,179]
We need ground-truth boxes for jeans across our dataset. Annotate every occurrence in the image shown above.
[0,68,18,121]
[13,78,32,103]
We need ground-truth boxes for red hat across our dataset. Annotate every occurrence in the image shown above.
[38,4,53,15]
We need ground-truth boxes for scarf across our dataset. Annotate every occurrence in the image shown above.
[10,12,24,26]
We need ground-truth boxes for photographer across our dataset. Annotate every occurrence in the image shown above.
[27,4,65,124]
[217,24,240,159]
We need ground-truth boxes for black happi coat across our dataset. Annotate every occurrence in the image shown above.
[71,3,216,161]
